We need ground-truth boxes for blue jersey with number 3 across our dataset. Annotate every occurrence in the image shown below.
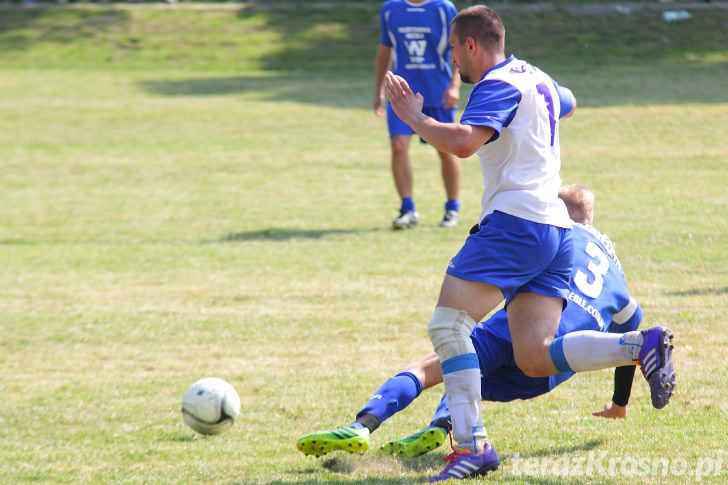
[380,0,458,107]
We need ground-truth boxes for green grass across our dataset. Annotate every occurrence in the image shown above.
[1,2,727,483]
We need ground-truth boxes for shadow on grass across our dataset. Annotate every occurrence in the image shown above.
[137,59,728,108]
[138,72,370,109]
[234,1,379,73]
[271,454,439,485]
[263,480,422,485]
[212,227,384,242]
[264,479,587,485]
[0,227,385,245]
[505,438,604,458]
[156,431,197,442]
[269,439,606,484]
[0,5,130,51]
[665,286,728,297]
[3,4,727,107]
[137,3,728,107]
[3,2,728,75]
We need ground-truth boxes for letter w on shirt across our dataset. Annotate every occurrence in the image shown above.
[405,40,427,57]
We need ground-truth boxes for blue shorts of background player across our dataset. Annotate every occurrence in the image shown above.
[387,102,455,142]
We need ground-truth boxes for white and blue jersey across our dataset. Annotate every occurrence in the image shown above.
[380,0,457,108]
[470,223,643,402]
[461,55,573,228]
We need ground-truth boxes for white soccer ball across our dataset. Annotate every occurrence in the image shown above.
[181,377,241,435]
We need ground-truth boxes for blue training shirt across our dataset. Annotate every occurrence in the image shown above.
[471,222,643,402]
[380,0,458,108]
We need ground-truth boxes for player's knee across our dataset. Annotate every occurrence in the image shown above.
[427,306,476,362]
[391,136,409,155]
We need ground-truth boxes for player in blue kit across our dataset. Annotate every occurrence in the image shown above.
[297,186,645,469]
[383,6,675,480]
[374,0,462,229]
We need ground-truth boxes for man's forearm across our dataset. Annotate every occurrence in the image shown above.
[449,66,461,91]
[374,46,391,97]
[407,114,490,158]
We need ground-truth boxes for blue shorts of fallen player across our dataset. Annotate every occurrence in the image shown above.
[446,210,573,306]
[387,102,455,142]
[472,312,553,401]
[471,310,574,401]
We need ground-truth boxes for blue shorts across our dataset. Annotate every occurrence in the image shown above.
[446,211,573,306]
[387,103,455,142]
[472,310,573,402]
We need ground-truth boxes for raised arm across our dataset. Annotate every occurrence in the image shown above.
[384,71,493,157]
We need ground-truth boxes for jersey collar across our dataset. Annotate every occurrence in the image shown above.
[479,54,516,82]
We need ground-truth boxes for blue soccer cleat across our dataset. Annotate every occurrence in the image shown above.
[428,442,500,482]
[638,326,676,409]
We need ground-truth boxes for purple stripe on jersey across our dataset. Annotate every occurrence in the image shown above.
[536,82,556,146]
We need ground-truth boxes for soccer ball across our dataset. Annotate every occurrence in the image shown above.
[181,377,241,435]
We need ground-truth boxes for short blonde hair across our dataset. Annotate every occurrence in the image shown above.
[558,184,595,225]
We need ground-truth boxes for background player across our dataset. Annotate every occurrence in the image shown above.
[374,0,462,229]
[297,186,653,469]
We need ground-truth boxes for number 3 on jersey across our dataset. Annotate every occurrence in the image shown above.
[574,241,609,298]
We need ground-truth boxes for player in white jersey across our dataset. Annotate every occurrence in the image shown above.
[383,6,675,481]
[375,0,462,229]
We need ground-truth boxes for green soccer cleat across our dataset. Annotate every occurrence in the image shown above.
[296,426,370,457]
[379,426,447,457]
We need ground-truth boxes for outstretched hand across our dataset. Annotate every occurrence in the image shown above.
[442,85,459,110]
[592,401,627,419]
[373,92,386,117]
[384,71,424,125]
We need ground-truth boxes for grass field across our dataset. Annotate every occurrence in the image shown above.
[1,2,727,483]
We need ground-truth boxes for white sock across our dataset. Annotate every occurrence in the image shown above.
[561,330,643,372]
[443,368,488,451]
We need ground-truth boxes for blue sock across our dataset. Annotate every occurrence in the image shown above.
[355,372,423,425]
[429,394,451,430]
[445,199,460,212]
[401,198,415,212]
[549,336,574,373]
